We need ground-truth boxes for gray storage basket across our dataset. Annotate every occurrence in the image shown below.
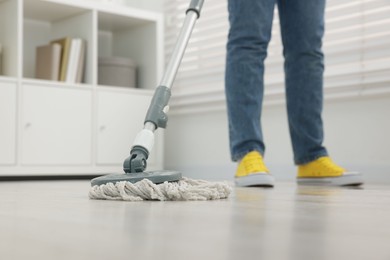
[98,57,137,88]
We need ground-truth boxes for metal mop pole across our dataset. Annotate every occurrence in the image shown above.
[123,0,205,173]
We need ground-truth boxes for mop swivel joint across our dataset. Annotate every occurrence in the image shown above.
[123,146,149,173]
[124,128,154,173]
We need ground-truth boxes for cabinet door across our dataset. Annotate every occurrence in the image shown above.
[97,90,156,165]
[22,84,92,165]
[0,82,16,165]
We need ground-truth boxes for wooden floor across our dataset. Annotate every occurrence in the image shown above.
[0,180,389,260]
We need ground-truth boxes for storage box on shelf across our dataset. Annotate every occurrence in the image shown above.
[0,0,164,175]
[98,56,137,88]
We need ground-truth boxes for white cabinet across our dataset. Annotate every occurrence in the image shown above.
[0,81,16,165]
[97,88,163,170]
[0,0,163,175]
[21,84,92,165]
[97,89,151,165]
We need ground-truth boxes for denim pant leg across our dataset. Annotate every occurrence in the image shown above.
[277,0,328,164]
[225,0,276,162]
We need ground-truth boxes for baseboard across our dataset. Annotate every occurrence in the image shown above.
[0,175,102,181]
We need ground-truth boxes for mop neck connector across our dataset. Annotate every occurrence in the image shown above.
[144,85,171,129]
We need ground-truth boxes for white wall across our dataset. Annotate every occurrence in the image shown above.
[165,95,390,184]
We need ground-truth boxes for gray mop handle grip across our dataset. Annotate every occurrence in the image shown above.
[186,0,204,18]
[145,0,204,130]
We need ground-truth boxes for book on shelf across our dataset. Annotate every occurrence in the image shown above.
[76,40,86,83]
[35,43,62,81]
[65,38,79,83]
[48,37,86,83]
[65,38,86,83]
[0,43,3,76]
[51,37,71,81]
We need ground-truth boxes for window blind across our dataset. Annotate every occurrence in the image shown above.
[164,0,390,114]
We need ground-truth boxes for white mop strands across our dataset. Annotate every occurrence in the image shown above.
[89,177,232,201]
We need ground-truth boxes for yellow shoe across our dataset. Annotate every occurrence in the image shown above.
[297,156,363,186]
[235,151,274,187]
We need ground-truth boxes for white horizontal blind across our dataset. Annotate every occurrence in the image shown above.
[164,0,390,114]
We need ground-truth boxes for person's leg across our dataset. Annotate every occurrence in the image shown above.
[277,0,328,164]
[225,0,276,162]
[277,0,363,186]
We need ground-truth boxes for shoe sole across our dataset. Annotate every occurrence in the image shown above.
[297,172,363,186]
[235,173,275,187]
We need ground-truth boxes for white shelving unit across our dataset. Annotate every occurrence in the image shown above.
[0,0,164,175]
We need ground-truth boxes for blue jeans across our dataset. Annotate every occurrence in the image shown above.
[225,0,328,164]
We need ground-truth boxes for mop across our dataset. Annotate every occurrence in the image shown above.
[89,0,232,201]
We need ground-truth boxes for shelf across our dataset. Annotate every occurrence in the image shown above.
[0,0,164,174]
[98,11,159,89]
[23,0,88,22]
[98,10,150,31]
[0,75,18,83]
[21,0,161,89]
[23,0,94,84]
[21,78,94,91]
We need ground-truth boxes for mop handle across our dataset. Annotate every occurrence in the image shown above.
[125,0,204,173]
[160,0,204,88]
[143,0,204,130]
